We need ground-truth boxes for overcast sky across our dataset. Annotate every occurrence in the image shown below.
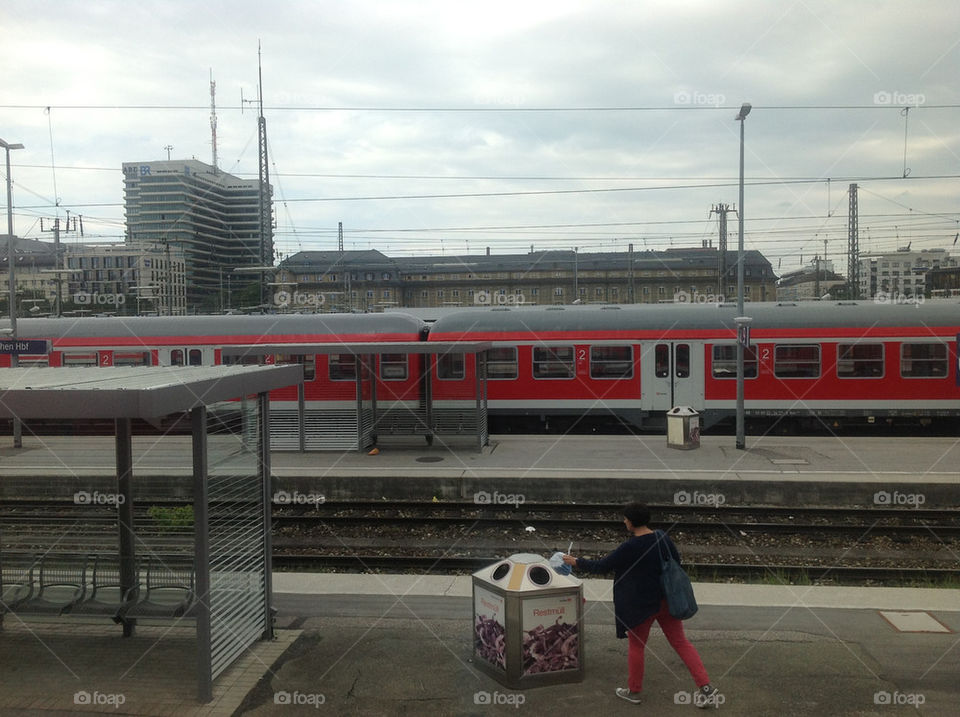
[2,0,958,274]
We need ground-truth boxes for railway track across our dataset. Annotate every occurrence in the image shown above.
[3,500,959,537]
[4,499,958,586]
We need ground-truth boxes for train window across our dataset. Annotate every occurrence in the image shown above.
[17,355,49,367]
[437,352,465,380]
[900,343,948,378]
[276,354,316,381]
[654,344,669,378]
[712,345,758,378]
[774,345,821,378]
[486,347,518,380]
[675,344,690,378]
[590,346,633,379]
[170,349,184,366]
[62,352,99,367]
[533,346,574,379]
[329,354,357,381]
[837,343,884,378]
[223,354,262,366]
[114,351,151,367]
[380,353,408,381]
[188,349,203,366]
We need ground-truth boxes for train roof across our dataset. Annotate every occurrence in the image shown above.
[427,301,960,335]
[7,312,426,340]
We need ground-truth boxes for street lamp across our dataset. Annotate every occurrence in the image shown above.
[734,104,751,450]
[2,138,25,449]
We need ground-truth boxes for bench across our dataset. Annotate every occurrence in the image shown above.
[10,553,89,615]
[1,553,37,613]
[3,553,195,625]
[70,556,139,621]
[119,555,196,621]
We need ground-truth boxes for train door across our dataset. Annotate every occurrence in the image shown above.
[644,341,705,411]
[160,347,214,366]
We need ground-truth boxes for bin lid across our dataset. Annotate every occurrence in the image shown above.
[667,405,698,416]
[473,552,581,592]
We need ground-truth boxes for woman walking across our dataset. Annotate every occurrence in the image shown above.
[563,502,720,707]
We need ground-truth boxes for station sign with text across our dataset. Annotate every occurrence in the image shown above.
[0,339,51,354]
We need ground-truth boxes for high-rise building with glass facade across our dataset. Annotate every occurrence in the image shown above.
[122,159,272,311]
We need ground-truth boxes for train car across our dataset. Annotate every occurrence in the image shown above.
[427,301,960,432]
[3,313,427,444]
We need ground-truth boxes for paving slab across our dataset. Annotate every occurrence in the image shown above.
[2,434,958,506]
[274,573,960,611]
[234,608,955,717]
[0,621,298,716]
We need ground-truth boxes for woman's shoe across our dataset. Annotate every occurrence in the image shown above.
[695,684,721,708]
[615,687,643,704]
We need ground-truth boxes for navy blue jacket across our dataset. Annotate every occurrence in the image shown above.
[575,531,681,638]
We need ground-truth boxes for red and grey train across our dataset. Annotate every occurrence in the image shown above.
[3,301,959,432]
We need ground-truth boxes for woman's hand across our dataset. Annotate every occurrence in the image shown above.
[561,554,578,566]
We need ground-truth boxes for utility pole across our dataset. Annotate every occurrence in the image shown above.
[210,69,218,173]
[339,221,350,311]
[165,238,173,316]
[256,44,272,311]
[847,183,859,300]
[711,204,732,296]
[163,145,173,160]
[40,214,78,317]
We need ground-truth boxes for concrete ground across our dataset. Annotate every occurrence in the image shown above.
[1,579,956,716]
[2,433,957,506]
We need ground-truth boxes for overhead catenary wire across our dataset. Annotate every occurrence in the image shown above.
[2,103,959,112]
[15,173,960,209]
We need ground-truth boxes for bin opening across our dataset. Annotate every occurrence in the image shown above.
[492,563,511,581]
[528,566,552,586]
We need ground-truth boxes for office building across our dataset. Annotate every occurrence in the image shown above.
[122,159,271,311]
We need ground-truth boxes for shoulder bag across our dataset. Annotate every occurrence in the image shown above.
[656,529,698,620]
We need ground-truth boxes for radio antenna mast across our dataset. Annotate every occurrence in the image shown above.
[209,68,218,172]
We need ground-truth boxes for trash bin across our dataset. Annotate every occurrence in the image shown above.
[667,405,700,450]
[472,552,584,689]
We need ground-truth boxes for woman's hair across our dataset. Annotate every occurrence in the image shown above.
[623,502,651,528]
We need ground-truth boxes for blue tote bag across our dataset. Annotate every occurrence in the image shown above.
[656,530,698,620]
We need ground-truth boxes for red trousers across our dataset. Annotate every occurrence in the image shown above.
[626,599,710,692]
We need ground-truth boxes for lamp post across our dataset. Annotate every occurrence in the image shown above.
[734,104,751,450]
[2,138,25,449]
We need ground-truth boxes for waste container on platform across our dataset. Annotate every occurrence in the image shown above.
[667,405,700,450]
[472,553,584,689]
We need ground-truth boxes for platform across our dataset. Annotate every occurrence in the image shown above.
[1,433,957,506]
[0,575,956,716]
